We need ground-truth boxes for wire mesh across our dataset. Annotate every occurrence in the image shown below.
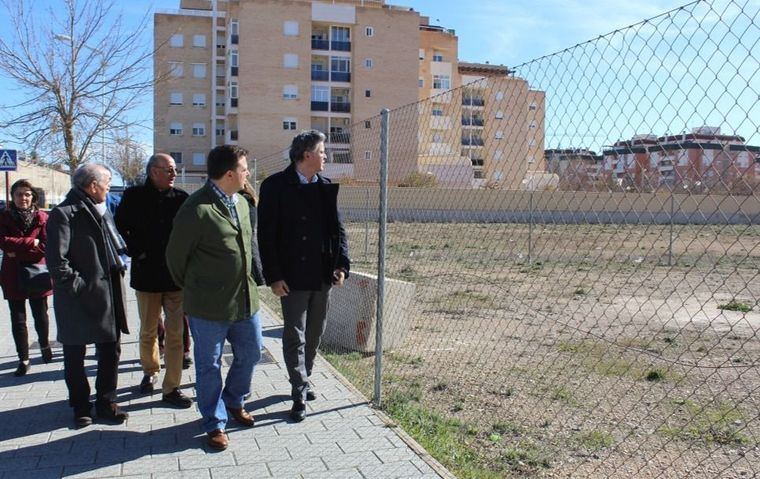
[255,1,760,477]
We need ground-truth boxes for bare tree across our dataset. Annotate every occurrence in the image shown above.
[108,129,146,186]
[0,0,154,171]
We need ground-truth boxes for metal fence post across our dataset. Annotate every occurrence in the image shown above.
[668,188,675,266]
[374,108,390,407]
[364,187,370,262]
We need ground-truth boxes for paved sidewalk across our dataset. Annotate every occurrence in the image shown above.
[0,288,452,478]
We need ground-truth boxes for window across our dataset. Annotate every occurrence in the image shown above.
[311,85,329,102]
[496,91,504,101]
[364,58,373,69]
[230,81,238,101]
[283,118,297,130]
[192,35,206,48]
[192,93,206,107]
[494,150,503,160]
[283,21,299,36]
[230,21,239,36]
[230,51,238,67]
[170,34,183,48]
[215,126,225,137]
[419,77,424,88]
[168,62,183,78]
[529,120,537,129]
[365,90,371,98]
[192,152,205,165]
[432,51,443,62]
[433,75,450,89]
[283,85,298,99]
[432,108,444,116]
[191,63,206,78]
[364,120,371,129]
[216,97,225,107]
[169,92,183,105]
[331,26,350,42]
[365,26,374,37]
[216,34,225,49]
[495,131,504,139]
[170,152,182,163]
[495,110,504,119]
[283,54,298,69]
[192,123,206,136]
[529,102,537,111]
[364,151,372,161]
[432,133,443,143]
[419,49,425,60]
[169,122,183,136]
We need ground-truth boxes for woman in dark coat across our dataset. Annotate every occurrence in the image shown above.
[0,179,53,376]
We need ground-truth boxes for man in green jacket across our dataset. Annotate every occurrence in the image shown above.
[166,145,261,451]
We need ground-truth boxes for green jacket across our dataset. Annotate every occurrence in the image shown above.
[166,183,259,322]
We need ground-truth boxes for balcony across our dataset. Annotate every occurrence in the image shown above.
[311,38,329,50]
[231,66,238,76]
[462,118,484,126]
[330,132,350,143]
[230,98,238,108]
[463,97,485,106]
[331,40,351,52]
[230,130,238,141]
[330,71,350,82]
[311,101,329,111]
[461,137,484,146]
[230,34,239,45]
[311,70,329,81]
[331,101,351,113]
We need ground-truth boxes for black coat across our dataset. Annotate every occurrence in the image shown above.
[258,164,350,291]
[46,188,129,345]
[115,179,188,292]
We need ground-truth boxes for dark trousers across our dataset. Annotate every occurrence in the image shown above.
[8,297,49,361]
[63,337,121,414]
[281,283,331,401]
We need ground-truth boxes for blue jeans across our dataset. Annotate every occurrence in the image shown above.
[188,311,262,433]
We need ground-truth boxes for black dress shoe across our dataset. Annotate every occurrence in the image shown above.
[40,346,53,364]
[13,360,30,377]
[96,402,129,424]
[74,405,92,429]
[182,355,192,370]
[306,384,316,401]
[162,388,193,409]
[139,374,158,393]
[290,400,306,422]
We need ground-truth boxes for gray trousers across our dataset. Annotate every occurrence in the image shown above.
[281,283,331,401]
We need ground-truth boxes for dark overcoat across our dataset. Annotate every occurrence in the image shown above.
[114,179,188,292]
[0,208,53,300]
[46,188,129,345]
[257,163,350,291]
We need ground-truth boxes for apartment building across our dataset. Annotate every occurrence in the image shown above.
[545,148,604,190]
[154,0,544,188]
[599,127,760,193]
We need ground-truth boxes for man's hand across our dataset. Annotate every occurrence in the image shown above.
[332,269,345,287]
[271,280,290,297]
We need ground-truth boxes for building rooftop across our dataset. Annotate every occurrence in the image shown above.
[458,62,511,75]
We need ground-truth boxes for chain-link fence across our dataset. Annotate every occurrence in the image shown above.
[255,1,760,477]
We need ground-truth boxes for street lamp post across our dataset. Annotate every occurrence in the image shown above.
[54,34,107,163]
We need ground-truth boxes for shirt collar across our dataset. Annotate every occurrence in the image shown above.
[208,180,239,205]
[296,169,319,184]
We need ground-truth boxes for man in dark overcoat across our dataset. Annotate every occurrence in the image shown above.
[46,163,130,428]
[258,130,350,422]
[115,153,192,408]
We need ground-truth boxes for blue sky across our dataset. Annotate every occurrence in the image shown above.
[1,0,752,154]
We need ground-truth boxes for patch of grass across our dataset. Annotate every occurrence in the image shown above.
[573,286,589,296]
[387,352,424,366]
[659,399,750,446]
[645,369,666,382]
[431,381,448,392]
[550,386,577,405]
[492,421,522,436]
[557,340,681,382]
[717,300,753,313]
[499,440,552,473]
[573,430,614,451]
[397,265,417,281]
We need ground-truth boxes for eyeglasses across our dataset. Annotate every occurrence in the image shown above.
[154,167,178,174]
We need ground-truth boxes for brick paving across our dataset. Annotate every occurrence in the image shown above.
[0,286,453,478]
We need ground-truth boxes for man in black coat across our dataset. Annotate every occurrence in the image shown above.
[258,130,350,422]
[47,164,130,428]
[115,153,192,408]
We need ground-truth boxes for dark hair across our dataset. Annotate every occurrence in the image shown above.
[11,179,38,206]
[207,145,249,180]
[239,180,257,206]
[289,130,326,163]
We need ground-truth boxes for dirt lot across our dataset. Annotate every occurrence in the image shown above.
[301,221,760,478]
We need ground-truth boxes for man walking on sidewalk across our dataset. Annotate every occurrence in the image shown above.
[167,145,262,451]
[115,153,192,408]
[258,130,350,422]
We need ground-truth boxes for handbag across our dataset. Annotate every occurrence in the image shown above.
[17,262,52,295]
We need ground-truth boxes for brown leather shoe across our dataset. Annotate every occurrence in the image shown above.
[206,429,228,450]
[226,406,255,427]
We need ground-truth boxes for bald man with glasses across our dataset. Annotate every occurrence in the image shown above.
[115,153,193,408]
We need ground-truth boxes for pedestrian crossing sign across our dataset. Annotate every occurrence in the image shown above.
[0,149,17,171]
